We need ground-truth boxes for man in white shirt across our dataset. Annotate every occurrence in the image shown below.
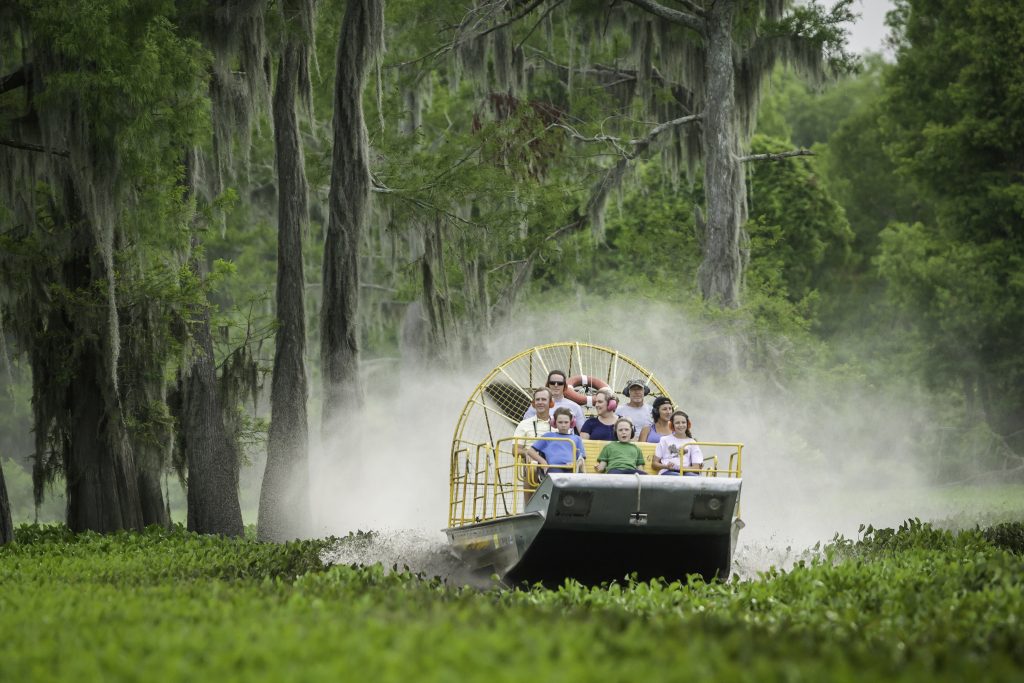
[616,378,653,434]
[513,388,556,483]
[514,388,555,440]
[522,369,585,426]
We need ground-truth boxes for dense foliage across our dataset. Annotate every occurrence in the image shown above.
[747,0,1024,477]
[1,521,1022,681]
[2,0,1023,531]
[1,3,1021,678]
[875,0,1024,456]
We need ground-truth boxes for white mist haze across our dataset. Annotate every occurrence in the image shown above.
[487,300,932,545]
[297,297,998,577]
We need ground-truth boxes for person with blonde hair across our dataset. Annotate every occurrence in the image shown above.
[580,388,619,441]
[595,419,646,474]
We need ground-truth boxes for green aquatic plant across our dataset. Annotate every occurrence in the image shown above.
[2,519,1022,682]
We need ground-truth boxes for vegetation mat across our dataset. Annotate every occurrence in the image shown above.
[2,520,1022,682]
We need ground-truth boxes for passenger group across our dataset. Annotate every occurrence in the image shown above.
[516,369,703,477]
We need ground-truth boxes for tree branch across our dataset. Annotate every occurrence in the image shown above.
[0,64,29,95]
[534,110,705,249]
[490,254,536,321]
[515,0,565,50]
[389,0,549,68]
[740,149,814,162]
[487,259,528,275]
[547,123,632,156]
[548,113,702,159]
[545,115,703,242]
[474,0,547,41]
[370,178,482,229]
[386,42,453,69]
[0,137,69,157]
[624,0,705,35]
[490,110,704,317]
[636,113,701,146]
[526,51,688,91]
[674,0,706,16]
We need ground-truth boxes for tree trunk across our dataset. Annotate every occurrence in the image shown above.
[321,0,384,429]
[60,177,144,533]
[180,293,244,537]
[137,466,169,527]
[259,34,312,541]
[174,149,244,537]
[64,345,144,533]
[421,216,454,356]
[697,0,745,308]
[0,459,13,544]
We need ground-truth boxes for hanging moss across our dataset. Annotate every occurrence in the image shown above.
[454,15,490,96]
[187,0,272,210]
[493,27,515,94]
[0,2,213,524]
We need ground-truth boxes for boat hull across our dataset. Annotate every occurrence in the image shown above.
[446,472,743,585]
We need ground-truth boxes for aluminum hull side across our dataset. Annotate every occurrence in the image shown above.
[445,513,546,578]
[446,473,743,585]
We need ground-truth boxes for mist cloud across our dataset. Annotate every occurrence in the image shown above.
[300,296,989,576]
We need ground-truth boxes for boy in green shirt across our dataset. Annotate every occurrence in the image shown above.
[596,419,648,474]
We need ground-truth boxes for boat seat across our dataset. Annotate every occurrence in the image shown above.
[581,439,719,475]
[516,437,719,482]
[581,439,659,474]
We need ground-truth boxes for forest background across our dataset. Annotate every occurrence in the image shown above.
[0,0,1021,542]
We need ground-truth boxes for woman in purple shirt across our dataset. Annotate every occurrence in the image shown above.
[639,396,674,443]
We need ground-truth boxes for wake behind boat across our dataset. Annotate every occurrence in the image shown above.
[445,342,744,585]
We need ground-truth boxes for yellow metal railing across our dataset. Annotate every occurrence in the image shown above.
[448,438,744,528]
[445,342,747,529]
[575,439,742,478]
[448,436,579,527]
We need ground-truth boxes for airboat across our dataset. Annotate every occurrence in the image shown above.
[445,342,744,585]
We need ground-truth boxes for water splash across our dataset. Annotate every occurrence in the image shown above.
[321,528,501,588]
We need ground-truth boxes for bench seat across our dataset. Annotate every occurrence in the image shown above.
[581,438,658,474]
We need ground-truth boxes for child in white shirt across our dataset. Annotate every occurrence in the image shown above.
[653,411,703,476]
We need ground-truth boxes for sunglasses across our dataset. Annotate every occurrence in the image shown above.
[548,380,565,386]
